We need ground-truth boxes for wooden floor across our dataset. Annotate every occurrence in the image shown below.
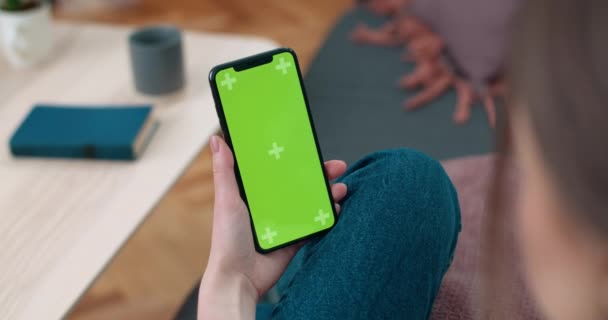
[56,1,352,319]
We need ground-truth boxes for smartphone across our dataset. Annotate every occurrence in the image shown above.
[209,48,337,253]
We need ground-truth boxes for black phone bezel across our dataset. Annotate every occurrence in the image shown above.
[208,47,338,254]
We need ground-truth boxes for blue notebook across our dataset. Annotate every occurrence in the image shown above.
[9,105,159,161]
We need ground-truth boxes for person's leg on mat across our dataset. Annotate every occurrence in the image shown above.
[267,149,461,319]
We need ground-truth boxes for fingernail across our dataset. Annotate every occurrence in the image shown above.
[210,136,219,154]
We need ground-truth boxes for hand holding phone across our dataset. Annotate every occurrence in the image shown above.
[200,49,349,311]
[202,135,347,304]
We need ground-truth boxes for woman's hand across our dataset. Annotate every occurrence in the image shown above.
[198,136,347,319]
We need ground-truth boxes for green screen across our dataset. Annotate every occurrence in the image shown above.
[215,51,335,250]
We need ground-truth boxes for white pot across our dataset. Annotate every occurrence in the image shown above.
[0,2,53,68]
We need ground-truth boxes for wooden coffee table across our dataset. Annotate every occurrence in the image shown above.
[0,22,277,320]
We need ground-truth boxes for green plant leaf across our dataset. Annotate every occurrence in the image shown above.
[3,0,24,11]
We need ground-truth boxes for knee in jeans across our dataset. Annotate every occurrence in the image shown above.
[344,149,461,255]
[349,148,454,196]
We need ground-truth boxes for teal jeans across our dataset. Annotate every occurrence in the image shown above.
[257,149,461,319]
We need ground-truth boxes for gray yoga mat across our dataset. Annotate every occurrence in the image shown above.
[304,7,495,163]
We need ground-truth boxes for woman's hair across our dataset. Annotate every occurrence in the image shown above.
[509,0,608,230]
[482,0,608,317]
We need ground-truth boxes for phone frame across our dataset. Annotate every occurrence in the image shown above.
[209,48,338,254]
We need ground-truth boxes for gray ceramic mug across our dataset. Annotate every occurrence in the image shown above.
[129,25,185,95]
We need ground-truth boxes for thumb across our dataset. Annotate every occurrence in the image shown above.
[210,136,241,208]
